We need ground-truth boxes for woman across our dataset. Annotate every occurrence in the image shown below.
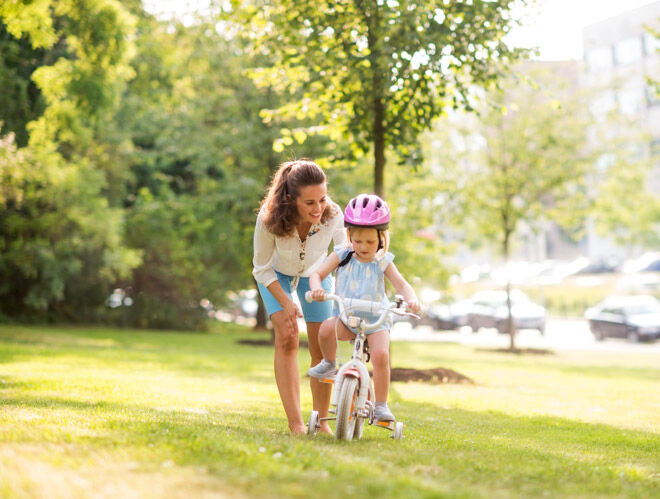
[253,159,346,434]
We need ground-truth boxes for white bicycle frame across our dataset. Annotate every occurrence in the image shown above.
[305,291,419,440]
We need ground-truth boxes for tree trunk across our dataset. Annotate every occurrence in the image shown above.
[253,281,269,331]
[367,6,386,198]
[503,229,516,351]
[374,101,385,197]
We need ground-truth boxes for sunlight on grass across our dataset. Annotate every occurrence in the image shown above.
[1,324,659,498]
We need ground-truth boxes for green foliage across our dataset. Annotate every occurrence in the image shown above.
[589,117,660,249]
[0,0,58,49]
[0,133,141,320]
[229,0,530,195]
[112,18,305,328]
[428,63,598,348]
[0,24,48,146]
[0,0,140,321]
[433,63,594,256]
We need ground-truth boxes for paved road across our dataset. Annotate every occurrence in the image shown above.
[390,318,660,354]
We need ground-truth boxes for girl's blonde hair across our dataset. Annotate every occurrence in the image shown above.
[259,159,337,237]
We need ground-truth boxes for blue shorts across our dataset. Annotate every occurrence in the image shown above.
[257,271,333,323]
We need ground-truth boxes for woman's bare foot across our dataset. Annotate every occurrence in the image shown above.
[290,424,307,435]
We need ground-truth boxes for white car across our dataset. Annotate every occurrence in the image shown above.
[464,289,546,335]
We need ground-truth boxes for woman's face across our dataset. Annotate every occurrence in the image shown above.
[295,183,327,225]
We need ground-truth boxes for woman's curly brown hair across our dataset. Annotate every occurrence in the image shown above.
[259,159,338,237]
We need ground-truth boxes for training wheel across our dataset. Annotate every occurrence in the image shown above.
[392,421,404,440]
[307,410,320,436]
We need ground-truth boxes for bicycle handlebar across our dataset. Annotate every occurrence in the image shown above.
[304,291,420,331]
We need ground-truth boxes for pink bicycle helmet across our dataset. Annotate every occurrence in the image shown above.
[344,194,390,230]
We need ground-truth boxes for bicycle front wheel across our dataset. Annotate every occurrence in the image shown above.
[335,377,359,441]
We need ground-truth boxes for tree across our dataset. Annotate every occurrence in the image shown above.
[0,23,48,146]
[0,0,142,321]
[432,63,594,350]
[228,0,530,197]
[114,13,330,329]
[0,131,140,320]
[591,152,660,250]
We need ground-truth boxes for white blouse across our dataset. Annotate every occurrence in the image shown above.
[252,203,347,287]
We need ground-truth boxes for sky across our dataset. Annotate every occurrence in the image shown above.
[508,0,659,60]
[144,0,659,61]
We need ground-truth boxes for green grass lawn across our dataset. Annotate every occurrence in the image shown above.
[1,324,658,498]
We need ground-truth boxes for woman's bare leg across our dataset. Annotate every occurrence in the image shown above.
[271,311,305,434]
[306,320,333,434]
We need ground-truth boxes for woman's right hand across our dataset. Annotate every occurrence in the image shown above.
[282,299,303,336]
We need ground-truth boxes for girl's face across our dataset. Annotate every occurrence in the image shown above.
[295,183,327,225]
[349,228,380,263]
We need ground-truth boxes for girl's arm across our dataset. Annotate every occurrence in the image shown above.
[384,262,421,314]
[309,252,340,301]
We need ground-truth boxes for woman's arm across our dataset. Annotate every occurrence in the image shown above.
[253,215,302,333]
[252,215,278,287]
[330,205,348,247]
[384,263,421,314]
[309,252,340,300]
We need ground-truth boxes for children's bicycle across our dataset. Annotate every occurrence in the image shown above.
[304,291,420,441]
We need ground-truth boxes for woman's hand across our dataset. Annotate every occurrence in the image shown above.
[310,288,326,302]
[283,299,303,336]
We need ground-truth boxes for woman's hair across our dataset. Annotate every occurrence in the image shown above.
[259,159,337,237]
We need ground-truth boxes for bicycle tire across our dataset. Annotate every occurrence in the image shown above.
[335,377,359,441]
[353,413,365,440]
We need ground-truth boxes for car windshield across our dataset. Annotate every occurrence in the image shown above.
[623,301,660,315]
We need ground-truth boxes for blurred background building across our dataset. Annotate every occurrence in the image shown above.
[581,1,660,260]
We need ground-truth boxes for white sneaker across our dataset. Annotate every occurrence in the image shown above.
[307,359,336,380]
[374,404,395,421]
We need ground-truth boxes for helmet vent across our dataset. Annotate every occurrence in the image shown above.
[362,197,369,208]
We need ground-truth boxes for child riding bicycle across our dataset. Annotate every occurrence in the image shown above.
[308,194,421,422]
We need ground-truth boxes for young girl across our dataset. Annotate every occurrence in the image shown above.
[308,194,421,422]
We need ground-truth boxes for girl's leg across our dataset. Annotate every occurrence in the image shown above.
[270,311,305,434]
[306,320,333,434]
[308,319,356,433]
[367,330,391,403]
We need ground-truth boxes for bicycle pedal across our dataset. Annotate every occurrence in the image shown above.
[375,420,394,429]
[320,376,335,384]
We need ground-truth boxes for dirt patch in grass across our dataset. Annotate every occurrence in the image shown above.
[390,367,474,384]
[476,347,555,355]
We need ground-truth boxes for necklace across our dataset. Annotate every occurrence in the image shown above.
[291,222,321,291]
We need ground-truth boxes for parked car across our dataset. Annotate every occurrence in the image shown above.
[464,289,546,335]
[584,295,660,342]
[619,252,660,292]
[412,302,463,331]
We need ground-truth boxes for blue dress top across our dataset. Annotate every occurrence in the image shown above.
[333,247,395,332]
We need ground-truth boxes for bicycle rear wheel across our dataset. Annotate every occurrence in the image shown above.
[335,377,359,441]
